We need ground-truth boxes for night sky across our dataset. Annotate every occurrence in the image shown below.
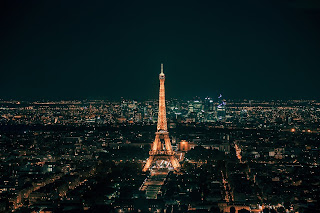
[1,0,320,100]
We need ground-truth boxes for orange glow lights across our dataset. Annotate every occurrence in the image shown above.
[143,64,181,172]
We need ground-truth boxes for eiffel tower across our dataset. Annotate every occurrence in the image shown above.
[143,64,181,172]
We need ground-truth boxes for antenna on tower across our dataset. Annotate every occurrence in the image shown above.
[161,63,164,74]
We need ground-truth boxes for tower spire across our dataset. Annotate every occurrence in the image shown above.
[157,63,167,131]
[161,63,164,74]
[142,64,181,172]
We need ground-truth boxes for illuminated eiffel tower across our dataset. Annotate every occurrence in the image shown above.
[143,64,181,172]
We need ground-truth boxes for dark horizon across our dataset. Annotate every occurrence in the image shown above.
[1,0,320,100]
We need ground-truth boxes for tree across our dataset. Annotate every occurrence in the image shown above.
[230,207,236,213]
[239,209,250,213]
[263,208,270,213]
[210,205,221,213]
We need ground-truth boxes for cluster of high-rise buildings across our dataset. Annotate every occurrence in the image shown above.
[1,99,319,132]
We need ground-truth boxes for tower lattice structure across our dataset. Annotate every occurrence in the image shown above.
[143,64,181,172]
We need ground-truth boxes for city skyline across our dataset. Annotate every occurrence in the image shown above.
[1,1,320,100]
[0,64,319,212]
[0,83,319,212]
